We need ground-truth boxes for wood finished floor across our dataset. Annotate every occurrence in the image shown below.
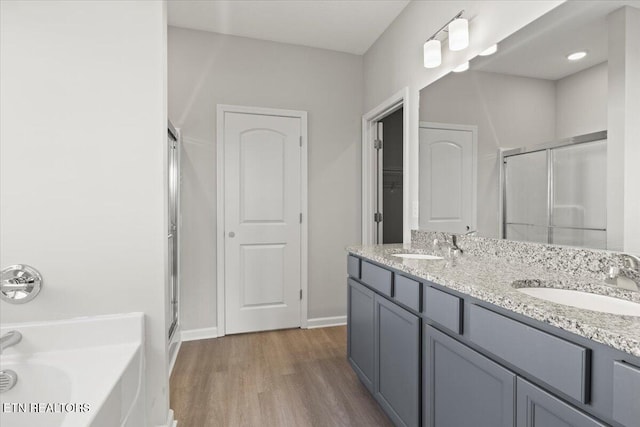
[170,326,393,427]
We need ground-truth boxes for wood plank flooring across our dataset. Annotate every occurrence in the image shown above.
[170,326,393,427]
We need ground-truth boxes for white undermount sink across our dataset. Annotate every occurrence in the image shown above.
[517,287,640,316]
[392,253,444,260]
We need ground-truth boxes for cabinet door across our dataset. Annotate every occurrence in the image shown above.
[424,325,515,427]
[347,279,375,392]
[517,378,606,427]
[375,294,420,427]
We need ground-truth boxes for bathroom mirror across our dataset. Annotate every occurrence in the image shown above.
[418,1,639,251]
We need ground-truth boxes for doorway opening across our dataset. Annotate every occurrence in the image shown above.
[362,88,410,245]
[378,108,404,244]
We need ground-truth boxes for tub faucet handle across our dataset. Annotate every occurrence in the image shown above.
[0,330,22,354]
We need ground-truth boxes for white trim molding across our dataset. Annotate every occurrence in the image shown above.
[362,87,411,245]
[180,326,219,342]
[168,328,182,375]
[159,409,177,427]
[306,315,347,329]
[216,104,309,337]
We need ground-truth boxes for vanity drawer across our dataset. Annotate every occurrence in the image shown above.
[361,261,392,297]
[469,304,590,403]
[347,255,361,279]
[393,275,422,312]
[613,361,640,427]
[424,286,463,334]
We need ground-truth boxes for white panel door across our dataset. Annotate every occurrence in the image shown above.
[419,127,475,233]
[224,112,301,334]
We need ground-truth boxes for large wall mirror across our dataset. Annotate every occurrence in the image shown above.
[418,1,640,251]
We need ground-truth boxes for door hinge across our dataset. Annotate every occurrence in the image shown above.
[299,136,303,147]
[374,212,383,223]
[374,139,383,150]
[299,213,303,223]
[300,289,303,300]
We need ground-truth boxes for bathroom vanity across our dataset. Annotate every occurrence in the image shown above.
[346,236,640,427]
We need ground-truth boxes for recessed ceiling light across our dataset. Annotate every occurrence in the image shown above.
[567,51,587,61]
[453,62,469,73]
[479,44,498,56]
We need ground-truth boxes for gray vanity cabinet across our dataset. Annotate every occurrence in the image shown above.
[516,378,607,427]
[347,254,639,427]
[347,278,375,393]
[424,325,516,427]
[374,294,421,427]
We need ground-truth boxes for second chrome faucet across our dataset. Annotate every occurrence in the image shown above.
[605,254,640,292]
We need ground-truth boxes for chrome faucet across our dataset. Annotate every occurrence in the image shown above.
[432,234,461,257]
[0,331,22,354]
[605,254,640,292]
[450,230,477,254]
[432,230,477,257]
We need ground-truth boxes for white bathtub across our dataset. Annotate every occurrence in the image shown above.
[0,313,144,427]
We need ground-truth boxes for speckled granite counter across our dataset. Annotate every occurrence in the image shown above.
[346,242,640,358]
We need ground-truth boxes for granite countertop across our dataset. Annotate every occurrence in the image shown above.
[347,243,640,358]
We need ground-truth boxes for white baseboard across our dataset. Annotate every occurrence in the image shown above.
[181,319,345,338]
[306,315,347,329]
[180,326,218,341]
[158,409,177,427]
[168,335,182,376]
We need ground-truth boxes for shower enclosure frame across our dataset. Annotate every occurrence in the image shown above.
[500,130,607,246]
[167,121,180,342]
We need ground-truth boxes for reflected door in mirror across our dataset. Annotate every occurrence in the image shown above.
[419,125,476,233]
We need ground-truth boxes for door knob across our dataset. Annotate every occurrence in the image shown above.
[228,232,235,238]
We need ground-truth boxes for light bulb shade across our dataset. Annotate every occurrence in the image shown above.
[423,39,442,68]
[479,44,497,56]
[453,61,469,73]
[448,18,469,51]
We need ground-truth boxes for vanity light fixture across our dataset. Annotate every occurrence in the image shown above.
[453,61,469,73]
[423,10,467,69]
[567,51,587,61]
[479,44,498,56]
[423,39,442,68]
[449,18,469,51]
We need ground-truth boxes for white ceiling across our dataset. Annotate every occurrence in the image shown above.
[473,1,638,81]
[167,0,410,55]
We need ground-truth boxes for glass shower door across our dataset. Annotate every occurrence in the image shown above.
[168,129,179,339]
[551,140,607,248]
[504,150,549,244]
[503,134,607,249]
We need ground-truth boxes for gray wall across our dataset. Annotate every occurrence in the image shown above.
[168,27,363,331]
[556,62,608,139]
[608,6,640,253]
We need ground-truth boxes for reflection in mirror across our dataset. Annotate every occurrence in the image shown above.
[418,1,640,251]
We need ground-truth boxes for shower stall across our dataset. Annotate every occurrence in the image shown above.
[167,121,180,340]
[502,131,607,249]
